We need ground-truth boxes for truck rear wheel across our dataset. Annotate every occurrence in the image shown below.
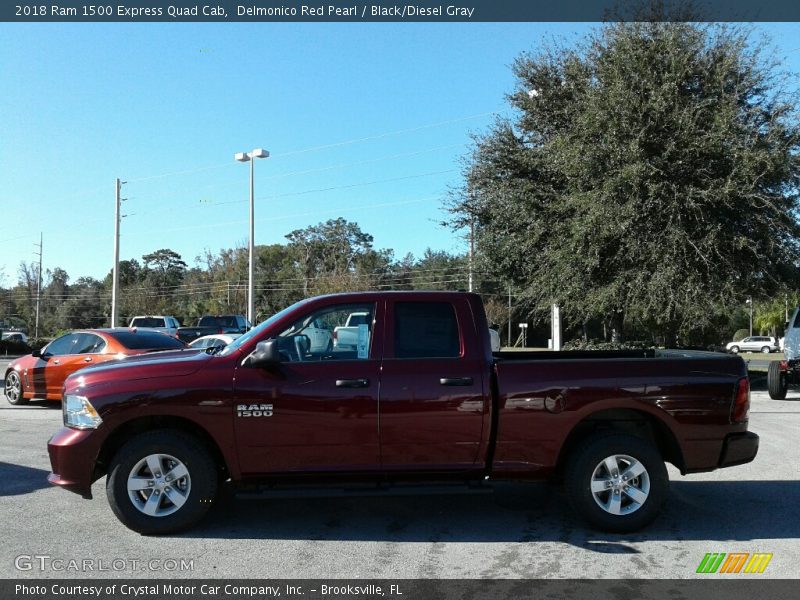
[768,361,788,400]
[564,434,668,532]
[106,430,218,535]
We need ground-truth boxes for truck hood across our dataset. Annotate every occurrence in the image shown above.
[66,348,210,390]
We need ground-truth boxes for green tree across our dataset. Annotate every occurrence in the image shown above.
[142,249,187,288]
[285,218,391,295]
[58,277,108,329]
[451,21,800,341]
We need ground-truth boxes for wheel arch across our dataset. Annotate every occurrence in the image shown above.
[554,408,685,477]
[95,415,231,483]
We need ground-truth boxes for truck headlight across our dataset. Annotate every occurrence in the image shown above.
[63,395,102,430]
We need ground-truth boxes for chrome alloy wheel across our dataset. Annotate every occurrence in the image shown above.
[127,453,191,517]
[590,454,650,515]
[4,371,22,404]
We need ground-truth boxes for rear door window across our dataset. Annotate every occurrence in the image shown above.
[394,302,461,359]
[74,333,106,354]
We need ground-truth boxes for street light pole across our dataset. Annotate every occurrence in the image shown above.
[235,148,269,326]
[747,296,753,336]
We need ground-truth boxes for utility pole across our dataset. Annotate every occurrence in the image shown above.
[111,179,124,327]
[468,218,474,293]
[747,296,753,337]
[34,233,42,338]
[507,284,512,345]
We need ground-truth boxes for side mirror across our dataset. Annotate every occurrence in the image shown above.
[247,339,281,367]
[31,348,42,358]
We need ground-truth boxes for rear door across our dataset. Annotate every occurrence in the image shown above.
[378,299,488,471]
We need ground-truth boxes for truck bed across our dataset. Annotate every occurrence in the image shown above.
[491,349,747,476]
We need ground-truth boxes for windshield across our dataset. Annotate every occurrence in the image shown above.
[218,298,312,357]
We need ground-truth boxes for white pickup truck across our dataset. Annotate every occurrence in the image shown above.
[333,311,371,351]
[128,315,181,338]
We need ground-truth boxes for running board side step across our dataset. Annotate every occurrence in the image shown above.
[236,483,494,500]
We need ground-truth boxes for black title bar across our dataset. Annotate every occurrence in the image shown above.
[5,1,800,22]
[5,579,800,600]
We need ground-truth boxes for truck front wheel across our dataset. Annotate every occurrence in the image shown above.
[768,361,788,400]
[106,430,218,535]
[564,434,668,532]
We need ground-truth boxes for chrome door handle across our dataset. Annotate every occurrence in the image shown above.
[83,357,93,363]
[440,377,474,386]
[336,378,370,388]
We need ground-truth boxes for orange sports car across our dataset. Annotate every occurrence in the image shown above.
[3,328,187,405]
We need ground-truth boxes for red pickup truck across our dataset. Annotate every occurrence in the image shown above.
[48,291,758,535]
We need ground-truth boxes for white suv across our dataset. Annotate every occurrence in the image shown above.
[726,336,779,354]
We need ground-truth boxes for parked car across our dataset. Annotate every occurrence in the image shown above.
[1,331,28,345]
[128,315,181,337]
[47,291,757,535]
[188,333,241,351]
[3,329,187,405]
[177,315,250,343]
[725,336,779,354]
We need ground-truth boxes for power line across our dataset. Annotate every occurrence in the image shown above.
[125,195,448,237]
[123,111,497,184]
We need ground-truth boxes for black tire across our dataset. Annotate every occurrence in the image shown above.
[106,429,218,535]
[768,360,788,400]
[729,346,740,354]
[761,346,771,354]
[564,433,669,533]
[4,370,27,405]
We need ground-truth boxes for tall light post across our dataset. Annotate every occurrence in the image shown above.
[746,296,753,336]
[235,148,269,326]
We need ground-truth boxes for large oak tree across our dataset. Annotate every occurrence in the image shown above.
[452,21,800,339]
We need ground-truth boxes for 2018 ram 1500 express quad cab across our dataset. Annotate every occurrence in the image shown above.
[48,292,758,534]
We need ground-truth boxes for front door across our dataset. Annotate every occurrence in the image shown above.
[26,333,80,400]
[233,301,383,475]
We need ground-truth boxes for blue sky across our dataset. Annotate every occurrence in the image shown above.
[2,22,800,284]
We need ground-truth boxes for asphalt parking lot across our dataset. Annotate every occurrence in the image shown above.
[1,358,798,579]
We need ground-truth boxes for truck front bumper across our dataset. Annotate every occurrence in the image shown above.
[47,427,102,499]
[718,431,759,468]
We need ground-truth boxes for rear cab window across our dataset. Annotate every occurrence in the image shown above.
[131,317,166,328]
[111,331,186,350]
